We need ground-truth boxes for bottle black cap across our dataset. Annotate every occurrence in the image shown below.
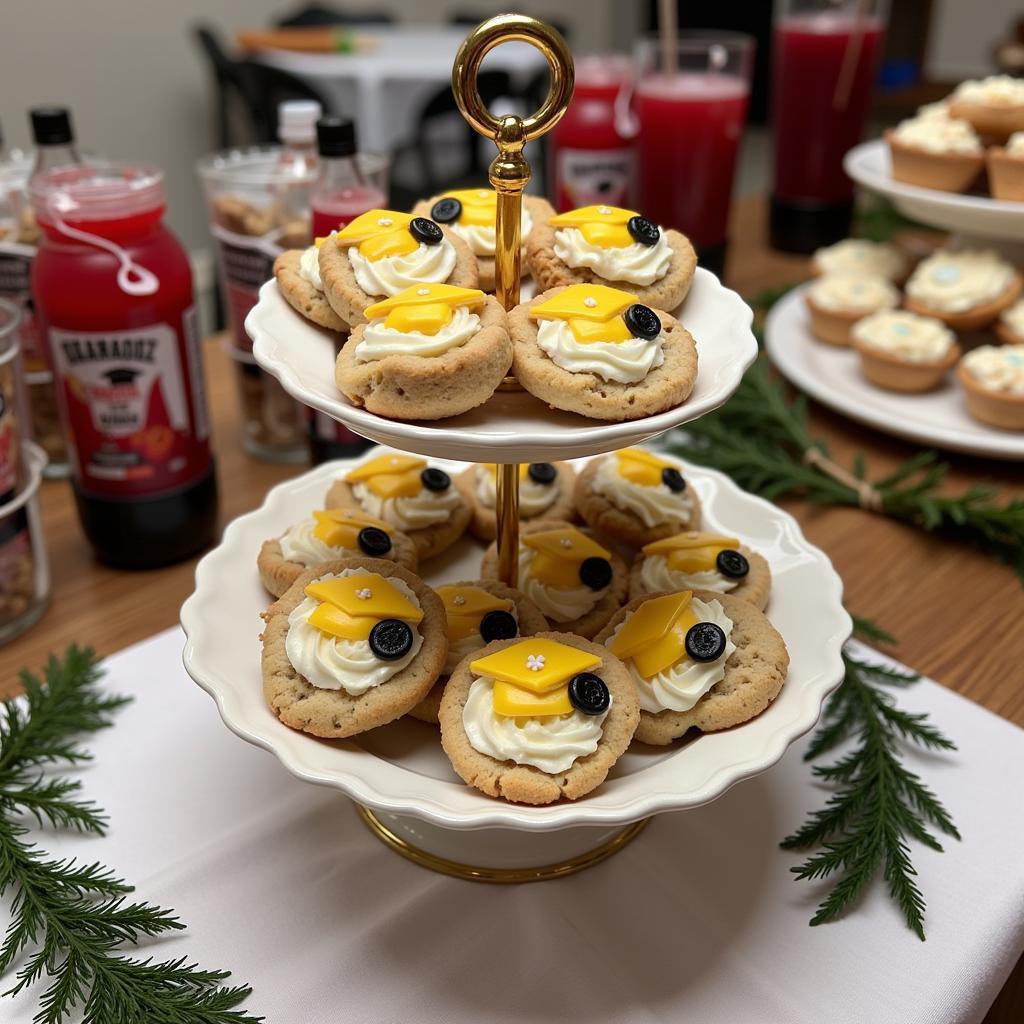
[317,117,356,158]
[30,107,74,146]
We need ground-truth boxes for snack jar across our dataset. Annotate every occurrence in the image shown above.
[196,147,313,463]
[30,162,218,569]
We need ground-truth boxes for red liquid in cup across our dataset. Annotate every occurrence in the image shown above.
[772,14,885,203]
[635,73,750,250]
[312,186,387,237]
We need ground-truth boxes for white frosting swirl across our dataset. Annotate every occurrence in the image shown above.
[284,569,423,694]
[449,201,533,257]
[347,240,457,297]
[638,554,738,596]
[954,75,1024,107]
[592,455,694,530]
[906,250,1015,312]
[518,546,603,623]
[608,596,735,714]
[1000,297,1024,337]
[807,273,899,313]
[1007,132,1024,156]
[553,226,672,286]
[356,306,481,362]
[475,465,559,517]
[535,318,664,384]
[462,676,608,773]
[299,244,323,291]
[917,100,951,121]
[851,310,955,362]
[813,239,907,282]
[352,479,461,531]
[278,517,354,566]
[961,344,1024,395]
[892,115,982,154]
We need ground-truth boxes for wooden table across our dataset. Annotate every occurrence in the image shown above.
[2,197,1021,1019]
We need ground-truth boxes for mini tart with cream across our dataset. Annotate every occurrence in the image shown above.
[595,589,789,745]
[479,520,628,639]
[509,283,698,422]
[995,296,1024,345]
[851,310,960,393]
[257,507,418,598]
[628,531,772,610]
[526,204,697,310]
[574,448,701,547]
[804,273,901,347]
[456,461,578,542]
[273,237,348,331]
[904,249,1023,331]
[438,633,639,804]
[260,558,447,739]
[811,238,909,283]
[334,283,511,420]
[408,580,548,726]
[412,189,556,292]
[318,208,479,326]
[957,344,1024,430]
[948,75,1024,142]
[885,115,984,193]
[986,131,1024,202]
[326,452,471,560]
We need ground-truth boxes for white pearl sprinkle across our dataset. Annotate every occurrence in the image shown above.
[453,595,466,606]
[527,653,546,671]
[378,217,393,226]
[560,538,573,548]
[356,588,373,600]
[598,206,612,215]
[584,297,598,308]
[477,190,489,198]
[416,287,430,295]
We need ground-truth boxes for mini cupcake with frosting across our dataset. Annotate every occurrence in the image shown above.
[986,131,1024,202]
[995,296,1024,346]
[851,309,960,393]
[257,507,418,598]
[326,452,471,560]
[804,273,901,347]
[885,113,984,193]
[318,209,479,326]
[526,204,697,310]
[628,531,772,610]
[408,579,548,726]
[595,589,789,746]
[438,633,639,804]
[509,283,698,421]
[574,448,701,548]
[949,75,1024,142]
[957,344,1024,430]
[811,239,909,284]
[480,520,628,639]
[457,461,577,542]
[334,283,511,420]
[412,188,556,292]
[273,235,348,331]
[903,249,1022,331]
[261,558,448,738]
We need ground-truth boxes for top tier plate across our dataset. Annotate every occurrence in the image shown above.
[845,139,1024,241]
[247,268,757,464]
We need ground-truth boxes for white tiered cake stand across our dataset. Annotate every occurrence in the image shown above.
[181,15,852,880]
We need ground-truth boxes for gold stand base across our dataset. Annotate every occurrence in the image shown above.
[356,804,650,883]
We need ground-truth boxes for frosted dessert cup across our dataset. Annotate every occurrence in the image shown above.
[850,310,960,393]
[803,273,900,347]
[957,345,1024,430]
[884,120,984,194]
[986,132,1024,202]
[948,75,1024,143]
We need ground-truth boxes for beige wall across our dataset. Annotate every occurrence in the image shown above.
[927,0,1022,80]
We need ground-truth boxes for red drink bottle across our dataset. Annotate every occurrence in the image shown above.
[311,118,386,238]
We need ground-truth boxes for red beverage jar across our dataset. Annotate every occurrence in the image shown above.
[30,162,217,568]
[549,55,634,212]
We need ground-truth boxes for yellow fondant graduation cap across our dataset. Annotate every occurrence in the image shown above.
[607,591,697,680]
[548,204,640,248]
[346,453,426,499]
[522,527,611,588]
[335,209,418,262]
[311,508,393,548]
[437,585,514,641]
[304,572,423,641]
[364,283,486,337]
[642,532,742,574]
[614,448,676,487]
[441,188,497,227]
[529,284,636,344]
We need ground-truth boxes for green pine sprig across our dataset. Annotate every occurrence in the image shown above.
[781,621,960,939]
[667,357,1024,581]
[0,646,262,1024]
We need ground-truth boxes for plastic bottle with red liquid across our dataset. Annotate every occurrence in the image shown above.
[310,117,387,237]
[30,161,217,568]
[549,56,634,212]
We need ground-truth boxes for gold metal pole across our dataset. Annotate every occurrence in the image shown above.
[452,14,574,589]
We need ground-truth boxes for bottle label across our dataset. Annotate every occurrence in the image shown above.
[0,504,34,628]
[48,308,212,498]
[210,224,280,355]
[555,147,634,212]
[0,238,46,370]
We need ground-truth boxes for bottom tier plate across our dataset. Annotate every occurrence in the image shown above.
[181,450,850,843]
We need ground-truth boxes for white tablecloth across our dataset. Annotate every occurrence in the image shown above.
[5,629,1024,1023]
[255,28,546,152]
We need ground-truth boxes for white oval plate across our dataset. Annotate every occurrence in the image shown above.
[181,448,851,832]
[247,269,758,464]
[765,284,1024,460]
[845,139,1024,241]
